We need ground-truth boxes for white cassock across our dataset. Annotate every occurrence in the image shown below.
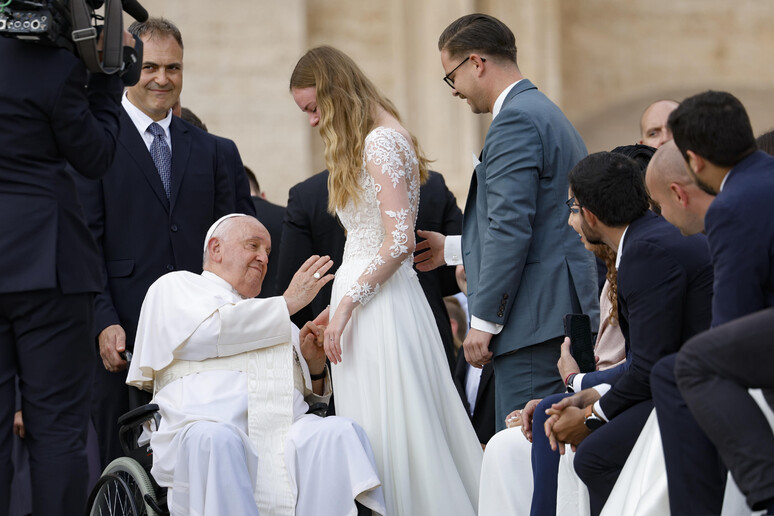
[126,270,386,516]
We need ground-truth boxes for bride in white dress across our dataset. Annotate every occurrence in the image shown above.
[290,46,483,515]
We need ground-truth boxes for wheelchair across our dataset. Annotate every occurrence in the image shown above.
[86,404,169,516]
[85,402,331,516]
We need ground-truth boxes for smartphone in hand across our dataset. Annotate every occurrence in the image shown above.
[563,314,595,373]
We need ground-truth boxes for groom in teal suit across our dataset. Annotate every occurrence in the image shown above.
[417,13,598,430]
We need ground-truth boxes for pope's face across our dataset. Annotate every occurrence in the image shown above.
[214,218,271,298]
[126,34,184,121]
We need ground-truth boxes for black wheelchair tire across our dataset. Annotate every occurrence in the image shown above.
[87,457,158,515]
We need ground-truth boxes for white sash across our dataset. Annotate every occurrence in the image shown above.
[155,343,296,516]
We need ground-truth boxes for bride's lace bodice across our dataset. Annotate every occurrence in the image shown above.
[337,126,420,305]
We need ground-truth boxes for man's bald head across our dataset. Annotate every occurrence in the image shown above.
[646,140,714,235]
[639,99,679,148]
[647,140,693,191]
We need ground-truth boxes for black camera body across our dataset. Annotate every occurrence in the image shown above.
[0,1,102,49]
[0,0,147,83]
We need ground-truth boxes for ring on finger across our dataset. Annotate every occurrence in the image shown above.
[313,272,321,279]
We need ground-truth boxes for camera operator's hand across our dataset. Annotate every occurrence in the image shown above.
[99,324,128,372]
[122,30,136,48]
[96,29,136,52]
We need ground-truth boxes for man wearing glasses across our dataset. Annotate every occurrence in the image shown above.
[416,13,598,433]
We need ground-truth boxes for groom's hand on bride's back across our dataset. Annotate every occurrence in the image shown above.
[414,230,447,272]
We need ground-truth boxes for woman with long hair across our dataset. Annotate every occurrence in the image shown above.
[290,46,482,515]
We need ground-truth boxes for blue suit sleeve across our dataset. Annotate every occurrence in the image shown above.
[580,356,629,389]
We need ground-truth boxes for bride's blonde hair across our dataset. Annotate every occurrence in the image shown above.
[290,46,429,214]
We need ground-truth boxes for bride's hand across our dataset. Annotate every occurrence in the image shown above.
[323,305,353,364]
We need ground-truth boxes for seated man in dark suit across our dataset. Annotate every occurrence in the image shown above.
[645,139,726,515]
[543,151,713,516]
[277,169,463,371]
[666,91,774,514]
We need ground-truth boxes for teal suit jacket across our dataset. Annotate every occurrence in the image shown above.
[462,79,599,357]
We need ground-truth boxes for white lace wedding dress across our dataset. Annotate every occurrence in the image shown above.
[330,127,483,516]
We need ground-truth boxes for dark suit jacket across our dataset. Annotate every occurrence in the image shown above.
[277,170,463,369]
[252,196,286,298]
[76,109,254,349]
[599,211,713,419]
[705,150,774,327]
[453,352,495,444]
[0,38,122,295]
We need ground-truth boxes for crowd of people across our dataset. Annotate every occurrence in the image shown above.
[2,8,774,516]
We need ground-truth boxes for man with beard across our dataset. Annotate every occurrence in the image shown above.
[668,90,774,326]
[542,152,713,515]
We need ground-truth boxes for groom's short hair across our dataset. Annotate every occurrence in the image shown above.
[438,13,517,64]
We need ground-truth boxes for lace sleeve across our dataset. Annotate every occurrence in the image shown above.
[345,131,417,306]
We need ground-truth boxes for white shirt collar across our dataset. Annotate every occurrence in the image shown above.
[201,270,245,300]
[492,80,523,119]
[719,170,730,192]
[122,91,173,145]
[614,225,630,270]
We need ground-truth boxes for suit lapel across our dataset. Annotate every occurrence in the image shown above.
[119,110,169,213]
[168,117,191,211]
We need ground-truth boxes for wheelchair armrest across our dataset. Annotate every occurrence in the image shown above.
[118,403,160,427]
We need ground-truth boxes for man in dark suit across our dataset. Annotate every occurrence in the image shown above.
[419,14,599,430]
[666,91,774,514]
[76,18,254,468]
[544,152,713,515]
[277,169,463,371]
[0,35,124,515]
[244,166,286,298]
[643,139,727,515]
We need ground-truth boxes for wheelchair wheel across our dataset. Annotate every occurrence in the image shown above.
[88,457,158,515]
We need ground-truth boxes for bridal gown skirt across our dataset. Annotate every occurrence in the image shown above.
[331,259,483,516]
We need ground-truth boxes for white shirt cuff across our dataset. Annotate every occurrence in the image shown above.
[592,383,611,397]
[592,399,609,423]
[444,235,463,266]
[571,373,586,392]
[470,316,503,335]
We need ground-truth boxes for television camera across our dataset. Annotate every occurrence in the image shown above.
[0,0,148,84]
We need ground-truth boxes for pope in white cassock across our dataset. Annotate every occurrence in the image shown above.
[126,213,386,516]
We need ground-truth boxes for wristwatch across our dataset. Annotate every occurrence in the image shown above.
[584,404,605,432]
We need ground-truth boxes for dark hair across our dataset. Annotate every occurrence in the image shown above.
[667,90,755,167]
[128,17,183,50]
[610,144,656,177]
[756,129,774,157]
[438,13,517,64]
[179,107,207,132]
[568,152,650,227]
